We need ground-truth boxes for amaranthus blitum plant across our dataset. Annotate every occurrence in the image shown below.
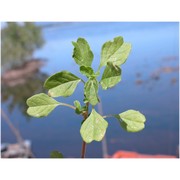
[26,36,146,158]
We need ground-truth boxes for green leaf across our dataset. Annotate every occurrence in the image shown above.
[74,100,87,115]
[74,100,82,114]
[83,97,89,104]
[44,71,81,97]
[80,109,108,143]
[26,93,60,117]
[100,36,131,67]
[80,66,100,78]
[84,78,99,106]
[114,110,146,132]
[100,62,121,90]
[50,151,64,158]
[95,71,100,77]
[74,100,81,110]
[72,38,94,67]
[80,66,94,78]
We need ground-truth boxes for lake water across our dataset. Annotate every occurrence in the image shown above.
[1,22,179,158]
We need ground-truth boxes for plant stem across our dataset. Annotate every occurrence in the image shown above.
[81,141,86,158]
[81,79,85,84]
[81,102,89,158]
[59,103,76,110]
[102,114,114,119]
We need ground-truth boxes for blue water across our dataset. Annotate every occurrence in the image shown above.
[1,22,179,158]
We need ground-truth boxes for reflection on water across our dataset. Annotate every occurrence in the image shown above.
[2,70,48,117]
[1,22,44,72]
[1,22,179,158]
[135,55,179,89]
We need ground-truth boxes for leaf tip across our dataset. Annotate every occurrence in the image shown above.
[72,41,76,46]
[48,91,52,97]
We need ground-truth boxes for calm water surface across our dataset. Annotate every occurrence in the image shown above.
[1,22,179,158]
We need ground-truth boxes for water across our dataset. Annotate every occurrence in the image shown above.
[1,22,179,158]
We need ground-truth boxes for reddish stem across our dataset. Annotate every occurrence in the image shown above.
[81,103,89,158]
[81,141,86,158]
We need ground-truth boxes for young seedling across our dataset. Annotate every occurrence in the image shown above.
[26,36,146,158]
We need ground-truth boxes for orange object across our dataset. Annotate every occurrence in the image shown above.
[111,150,176,158]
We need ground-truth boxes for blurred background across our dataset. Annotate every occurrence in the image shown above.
[1,22,179,158]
